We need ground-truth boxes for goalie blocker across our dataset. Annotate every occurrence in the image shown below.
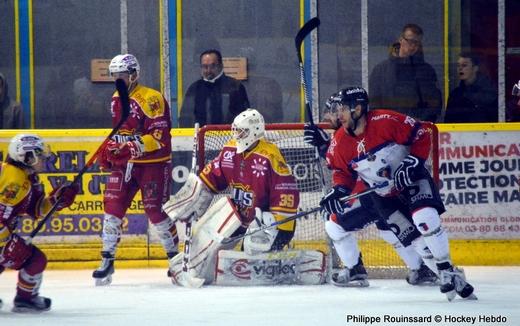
[167,197,327,286]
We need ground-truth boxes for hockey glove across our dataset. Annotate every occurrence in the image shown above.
[0,234,33,270]
[106,137,145,165]
[393,155,425,190]
[96,145,112,172]
[319,186,350,215]
[49,182,80,210]
[303,123,330,158]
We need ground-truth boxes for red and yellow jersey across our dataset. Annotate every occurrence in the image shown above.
[326,109,432,196]
[110,84,172,164]
[199,139,299,231]
[0,162,47,247]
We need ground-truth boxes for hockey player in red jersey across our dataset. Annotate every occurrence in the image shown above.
[304,94,438,287]
[92,54,178,285]
[319,86,476,300]
[164,109,315,286]
[0,134,78,312]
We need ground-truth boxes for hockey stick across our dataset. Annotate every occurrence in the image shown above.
[295,16,320,124]
[295,17,344,271]
[221,183,385,245]
[29,78,131,240]
[176,123,205,288]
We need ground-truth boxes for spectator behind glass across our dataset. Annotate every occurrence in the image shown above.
[0,73,24,129]
[445,52,498,123]
[369,23,442,122]
[179,49,250,127]
[506,80,520,122]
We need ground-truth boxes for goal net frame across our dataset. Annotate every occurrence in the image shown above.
[196,122,439,279]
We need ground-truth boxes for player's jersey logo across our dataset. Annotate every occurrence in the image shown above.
[251,158,268,177]
[356,138,366,158]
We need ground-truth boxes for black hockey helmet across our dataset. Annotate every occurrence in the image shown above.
[332,86,369,114]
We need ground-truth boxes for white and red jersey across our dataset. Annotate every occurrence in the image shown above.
[325,109,431,196]
[199,138,299,230]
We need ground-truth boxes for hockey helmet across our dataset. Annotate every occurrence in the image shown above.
[330,87,369,115]
[109,54,140,79]
[8,133,49,167]
[231,109,265,154]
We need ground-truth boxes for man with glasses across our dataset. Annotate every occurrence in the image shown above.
[369,23,442,123]
[179,49,250,127]
[92,54,179,286]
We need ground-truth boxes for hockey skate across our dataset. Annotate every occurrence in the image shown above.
[437,262,477,301]
[92,251,115,286]
[406,262,439,286]
[331,257,369,287]
[12,295,51,313]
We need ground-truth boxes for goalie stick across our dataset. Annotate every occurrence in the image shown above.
[221,182,387,245]
[28,78,131,241]
[175,123,205,288]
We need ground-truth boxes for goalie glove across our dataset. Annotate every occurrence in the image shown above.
[303,123,330,158]
[319,186,350,215]
[243,208,278,255]
[393,155,425,190]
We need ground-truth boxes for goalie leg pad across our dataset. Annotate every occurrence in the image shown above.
[214,250,327,286]
[162,173,214,221]
[169,197,242,285]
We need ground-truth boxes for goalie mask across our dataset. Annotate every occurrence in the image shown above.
[8,133,49,167]
[232,109,265,153]
[109,54,140,86]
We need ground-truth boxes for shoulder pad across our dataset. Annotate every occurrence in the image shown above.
[253,140,291,175]
[0,163,31,206]
[131,85,166,118]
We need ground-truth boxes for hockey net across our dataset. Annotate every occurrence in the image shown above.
[197,122,439,279]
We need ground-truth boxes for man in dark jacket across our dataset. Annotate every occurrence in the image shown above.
[179,49,249,127]
[445,52,498,123]
[369,24,442,122]
[0,73,24,129]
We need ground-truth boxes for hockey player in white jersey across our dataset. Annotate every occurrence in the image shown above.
[304,94,438,287]
[319,86,476,301]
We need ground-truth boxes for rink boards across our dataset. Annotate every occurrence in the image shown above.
[0,123,519,268]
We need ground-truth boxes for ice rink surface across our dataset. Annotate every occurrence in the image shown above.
[0,267,518,326]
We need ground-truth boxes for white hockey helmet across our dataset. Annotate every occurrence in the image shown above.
[8,133,49,167]
[109,54,140,79]
[232,109,265,153]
